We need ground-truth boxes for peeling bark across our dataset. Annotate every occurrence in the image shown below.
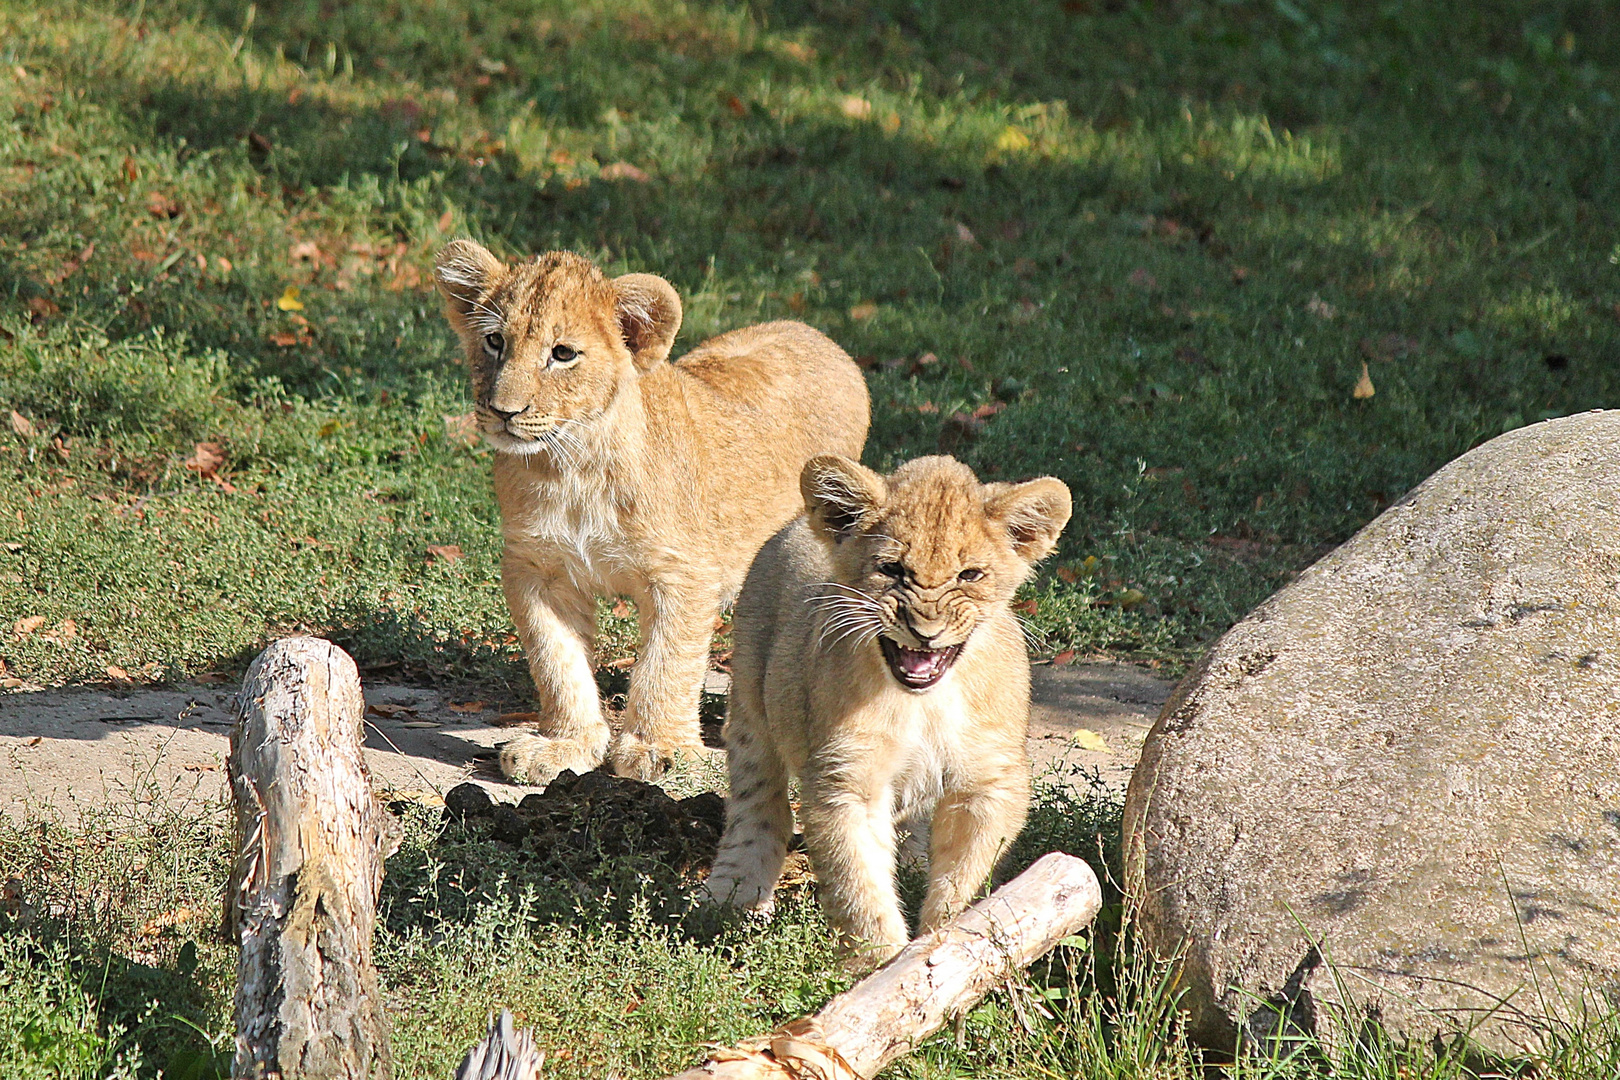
[662,852,1103,1080]
[227,637,402,1080]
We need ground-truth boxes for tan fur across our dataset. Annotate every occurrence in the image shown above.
[433,242,870,783]
[704,455,1071,966]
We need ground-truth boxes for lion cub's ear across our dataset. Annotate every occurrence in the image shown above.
[984,477,1072,563]
[433,240,506,337]
[613,273,683,370]
[802,455,887,543]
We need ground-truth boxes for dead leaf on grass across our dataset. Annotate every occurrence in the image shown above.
[599,161,650,182]
[610,599,633,618]
[184,441,226,478]
[44,619,77,643]
[145,191,182,219]
[8,411,37,439]
[848,300,878,321]
[1353,362,1376,400]
[13,615,46,637]
[106,665,130,681]
[1052,649,1076,666]
[426,544,463,564]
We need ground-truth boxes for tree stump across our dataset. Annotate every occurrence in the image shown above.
[660,851,1103,1080]
[227,637,402,1080]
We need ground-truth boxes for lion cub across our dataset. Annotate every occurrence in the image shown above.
[704,454,1071,964]
[433,242,869,783]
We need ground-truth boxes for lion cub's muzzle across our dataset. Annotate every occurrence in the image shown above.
[879,637,965,691]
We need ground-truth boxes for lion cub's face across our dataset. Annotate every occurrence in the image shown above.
[802,455,1072,691]
[433,241,682,457]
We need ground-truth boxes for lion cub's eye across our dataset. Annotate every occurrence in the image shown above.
[958,568,986,582]
[483,332,505,356]
[550,344,579,366]
[877,561,906,579]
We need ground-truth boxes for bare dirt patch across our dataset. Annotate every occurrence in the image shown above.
[0,662,1174,821]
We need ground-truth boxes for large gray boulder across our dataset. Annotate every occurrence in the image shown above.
[1124,411,1620,1057]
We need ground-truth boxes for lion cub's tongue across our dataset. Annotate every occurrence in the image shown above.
[896,646,948,681]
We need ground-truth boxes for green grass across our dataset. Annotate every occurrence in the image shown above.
[6,0,1618,685]
[4,0,1620,1075]
[4,771,1617,1080]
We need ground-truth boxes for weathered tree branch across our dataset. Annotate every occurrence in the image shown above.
[227,637,402,1080]
[660,851,1102,1080]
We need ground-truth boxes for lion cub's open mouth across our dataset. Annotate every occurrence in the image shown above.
[879,638,965,691]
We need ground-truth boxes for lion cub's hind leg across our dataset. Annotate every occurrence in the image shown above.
[703,718,793,914]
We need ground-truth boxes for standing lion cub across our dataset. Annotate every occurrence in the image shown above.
[433,242,869,783]
[704,454,1071,964]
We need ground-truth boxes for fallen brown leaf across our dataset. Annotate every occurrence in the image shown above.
[24,736,41,747]
[13,615,45,637]
[8,411,37,439]
[1052,649,1076,666]
[599,161,650,182]
[604,656,637,670]
[366,703,417,718]
[426,543,463,564]
[184,441,226,479]
[106,665,131,680]
[610,599,634,618]
[448,701,486,713]
[492,712,541,727]
[1352,362,1376,399]
[146,191,182,218]
[1013,599,1038,616]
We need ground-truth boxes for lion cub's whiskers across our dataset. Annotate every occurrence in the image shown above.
[808,583,886,650]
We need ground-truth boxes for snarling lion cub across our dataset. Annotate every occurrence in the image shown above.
[433,242,869,783]
[704,454,1071,964]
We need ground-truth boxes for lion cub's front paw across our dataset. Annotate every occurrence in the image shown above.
[605,731,694,781]
[499,733,605,786]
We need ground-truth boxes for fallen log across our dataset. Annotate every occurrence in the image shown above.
[660,851,1101,1080]
[227,637,402,1080]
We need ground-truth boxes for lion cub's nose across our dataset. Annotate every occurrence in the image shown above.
[488,404,522,421]
[902,610,948,646]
